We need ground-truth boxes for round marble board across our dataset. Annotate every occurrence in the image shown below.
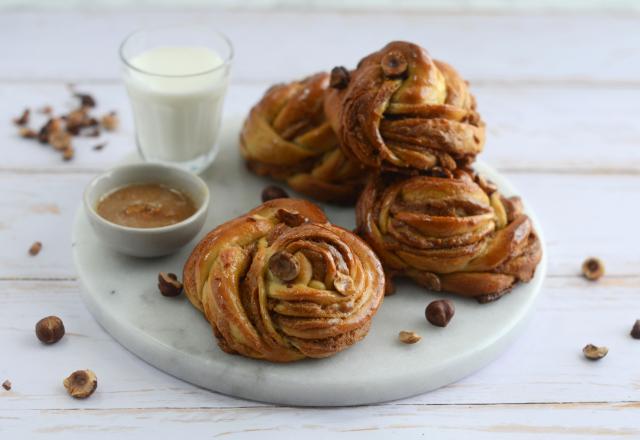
[72,116,547,407]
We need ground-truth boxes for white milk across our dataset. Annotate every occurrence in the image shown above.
[123,46,229,169]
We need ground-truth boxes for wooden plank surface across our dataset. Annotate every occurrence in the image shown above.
[3,83,640,173]
[1,276,639,411]
[1,9,639,438]
[2,403,639,439]
[2,11,640,84]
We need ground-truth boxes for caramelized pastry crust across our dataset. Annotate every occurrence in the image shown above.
[240,73,367,205]
[355,170,541,302]
[183,199,385,362]
[325,41,485,173]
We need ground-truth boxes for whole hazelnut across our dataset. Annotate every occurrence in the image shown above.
[582,257,604,281]
[158,272,183,297]
[63,369,97,399]
[261,185,289,202]
[425,300,455,327]
[630,320,640,339]
[2,380,11,391]
[329,66,350,89]
[268,251,300,282]
[35,316,65,344]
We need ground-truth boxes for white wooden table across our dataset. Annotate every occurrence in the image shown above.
[1,9,640,439]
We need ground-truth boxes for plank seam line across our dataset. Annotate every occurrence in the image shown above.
[1,400,638,412]
[3,167,640,177]
[4,8,640,19]
[4,78,640,89]
[1,274,639,284]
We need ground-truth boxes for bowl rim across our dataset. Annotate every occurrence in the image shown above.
[83,163,210,234]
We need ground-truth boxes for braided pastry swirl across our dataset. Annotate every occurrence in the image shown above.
[356,171,542,303]
[183,199,385,362]
[240,72,367,205]
[325,41,485,173]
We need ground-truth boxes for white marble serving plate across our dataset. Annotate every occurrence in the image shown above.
[72,116,547,407]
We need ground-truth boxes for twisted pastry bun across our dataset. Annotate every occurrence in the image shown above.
[325,41,485,173]
[356,170,541,303]
[240,72,368,205]
[183,199,385,362]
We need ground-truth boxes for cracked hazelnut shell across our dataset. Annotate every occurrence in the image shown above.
[158,272,183,297]
[63,369,97,399]
[582,257,604,281]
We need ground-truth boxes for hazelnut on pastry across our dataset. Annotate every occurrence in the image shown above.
[325,41,485,174]
[183,198,385,362]
[355,170,542,303]
[240,73,368,205]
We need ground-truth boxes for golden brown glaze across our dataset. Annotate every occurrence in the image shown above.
[355,170,541,302]
[183,199,385,362]
[240,73,368,205]
[325,41,485,173]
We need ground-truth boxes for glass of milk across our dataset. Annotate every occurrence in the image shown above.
[120,25,233,173]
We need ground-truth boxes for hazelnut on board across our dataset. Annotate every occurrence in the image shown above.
[425,300,455,327]
[399,331,421,344]
[35,316,65,344]
[63,370,97,399]
[261,185,289,203]
[2,380,11,391]
[582,257,604,281]
[158,272,183,297]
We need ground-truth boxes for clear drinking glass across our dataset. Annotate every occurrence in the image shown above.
[120,25,233,173]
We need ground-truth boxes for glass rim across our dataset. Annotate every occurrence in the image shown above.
[119,24,234,78]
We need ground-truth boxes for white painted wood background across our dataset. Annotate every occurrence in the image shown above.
[1,8,640,439]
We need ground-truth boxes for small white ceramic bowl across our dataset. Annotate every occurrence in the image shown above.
[83,163,209,258]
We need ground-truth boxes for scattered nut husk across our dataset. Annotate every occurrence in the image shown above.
[158,272,183,297]
[35,316,65,344]
[399,331,421,344]
[49,130,72,151]
[63,369,97,399]
[101,112,119,131]
[425,299,455,327]
[13,108,30,126]
[269,251,300,282]
[2,380,11,391]
[74,92,96,108]
[19,127,37,139]
[14,89,117,161]
[261,185,289,202]
[28,241,42,256]
[630,320,640,339]
[93,142,107,151]
[62,147,74,161]
[583,344,608,360]
[582,257,604,281]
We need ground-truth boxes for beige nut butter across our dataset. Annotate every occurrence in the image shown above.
[97,183,196,228]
